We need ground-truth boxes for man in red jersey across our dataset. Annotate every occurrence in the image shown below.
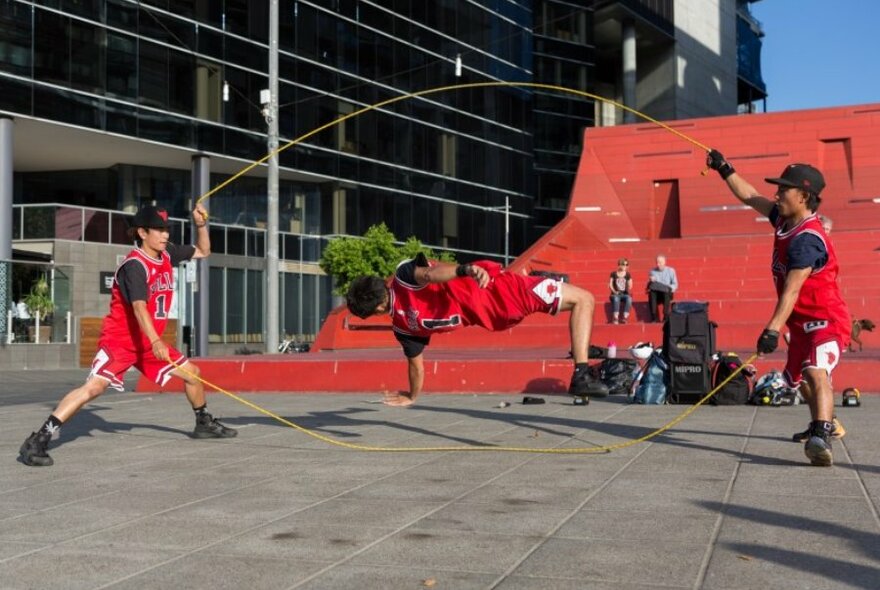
[707,150,850,466]
[346,254,609,406]
[19,205,236,467]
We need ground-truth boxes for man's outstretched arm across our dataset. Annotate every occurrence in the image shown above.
[414,262,490,288]
[706,149,775,217]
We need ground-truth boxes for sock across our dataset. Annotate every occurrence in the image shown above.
[574,362,590,376]
[40,415,63,440]
[193,404,210,419]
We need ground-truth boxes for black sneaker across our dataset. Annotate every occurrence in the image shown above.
[569,373,610,398]
[19,431,53,467]
[804,434,833,467]
[193,414,238,439]
[792,417,845,442]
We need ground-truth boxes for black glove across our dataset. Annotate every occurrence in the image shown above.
[706,149,735,180]
[756,329,779,354]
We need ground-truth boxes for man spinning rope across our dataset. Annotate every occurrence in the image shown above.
[19,205,237,467]
[346,254,608,406]
[706,150,850,466]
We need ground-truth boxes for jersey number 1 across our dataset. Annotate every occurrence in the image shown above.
[155,294,168,319]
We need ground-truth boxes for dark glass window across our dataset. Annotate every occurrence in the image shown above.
[226,268,244,341]
[226,227,245,255]
[34,9,70,85]
[0,3,32,76]
[138,5,195,48]
[0,76,31,114]
[168,50,194,115]
[83,210,110,243]
[106,0,138,29]
[70,21,104,93]
[208,267,224,342]
[139,41,169,109]
[248,230,265,258]
[295,3,318,60]
[208,226,225,254]
[246,269,263,342]
[106,32,137,99]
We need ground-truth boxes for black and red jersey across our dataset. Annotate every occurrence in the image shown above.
[771,212,850,343]
[100,246,184,349]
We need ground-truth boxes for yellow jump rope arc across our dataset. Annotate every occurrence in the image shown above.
[171,354,758,454]
[184,80,725,453]
[195,81,711,207]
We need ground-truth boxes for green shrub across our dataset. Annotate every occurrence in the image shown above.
[319,224,455,295]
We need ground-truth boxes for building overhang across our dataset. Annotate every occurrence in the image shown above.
[2,112,329,183]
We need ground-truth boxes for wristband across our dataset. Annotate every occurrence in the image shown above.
[717,162,735,180]
[455,264,471,278]
[150,338,161,346]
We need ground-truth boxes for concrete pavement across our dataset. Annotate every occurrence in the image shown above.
[1,368,878,589]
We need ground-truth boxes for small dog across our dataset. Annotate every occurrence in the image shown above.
[850,319,875,352]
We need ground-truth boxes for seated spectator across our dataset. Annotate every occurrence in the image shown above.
[608,258,632,324]
[646,254,678,323]
[819,214,833,234]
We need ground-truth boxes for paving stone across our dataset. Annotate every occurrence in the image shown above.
[1,372,878,589]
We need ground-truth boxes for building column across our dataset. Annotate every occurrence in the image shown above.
[0,117,13,340]
[191,155,210,357]
[622,19,637,124]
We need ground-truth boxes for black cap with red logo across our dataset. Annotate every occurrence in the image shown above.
[765,163,825,195]
[131,205,170,230]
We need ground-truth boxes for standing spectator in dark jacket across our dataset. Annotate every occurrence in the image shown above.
[608,258,633,324]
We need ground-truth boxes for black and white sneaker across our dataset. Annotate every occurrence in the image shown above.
[193,414,238,439]
[804,434,833,467]
[19,431,54,467]
[569,373,609,398]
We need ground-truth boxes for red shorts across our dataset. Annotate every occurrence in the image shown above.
[89,339,187,391]
[475,273,563,330]
[784,320,844,387]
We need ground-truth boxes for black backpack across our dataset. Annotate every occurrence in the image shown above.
[596,358,639,396]
[709,352,754,405]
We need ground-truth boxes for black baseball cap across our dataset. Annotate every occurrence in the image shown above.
[131,206,170,230]
[765,164,825,195]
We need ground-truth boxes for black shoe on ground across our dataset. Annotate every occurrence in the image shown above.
[804,435,833,467]
[569,373,609,398]
[19,431,53,467]
[792,417,845,442]
[193,414,238,439]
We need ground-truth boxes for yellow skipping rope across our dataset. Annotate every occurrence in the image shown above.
[195,81,712,207]
[182,81,730,453]
[170,354,758,454]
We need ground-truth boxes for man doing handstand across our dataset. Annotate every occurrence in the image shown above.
[346,255,608,406]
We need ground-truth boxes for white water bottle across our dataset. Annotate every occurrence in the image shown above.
[607,341,617,359]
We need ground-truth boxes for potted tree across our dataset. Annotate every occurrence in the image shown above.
[24,276,54,343]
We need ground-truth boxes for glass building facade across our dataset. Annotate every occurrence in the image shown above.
[0,0,598,347]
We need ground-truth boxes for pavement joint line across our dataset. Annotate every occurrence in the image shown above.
[486,427,653,587]
[90,449,471,589]
[1,438,181,498]
[836,436,880,531]
[691,405,760,590]
[283,402,635,590]
[0,472,287,566]
[0,443,298,533]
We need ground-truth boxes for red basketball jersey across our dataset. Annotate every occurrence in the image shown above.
[390,260,561,338]
[771,214,850,341]
[101,248,175,349]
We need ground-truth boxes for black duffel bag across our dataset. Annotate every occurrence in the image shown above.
[596,358,639,396]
